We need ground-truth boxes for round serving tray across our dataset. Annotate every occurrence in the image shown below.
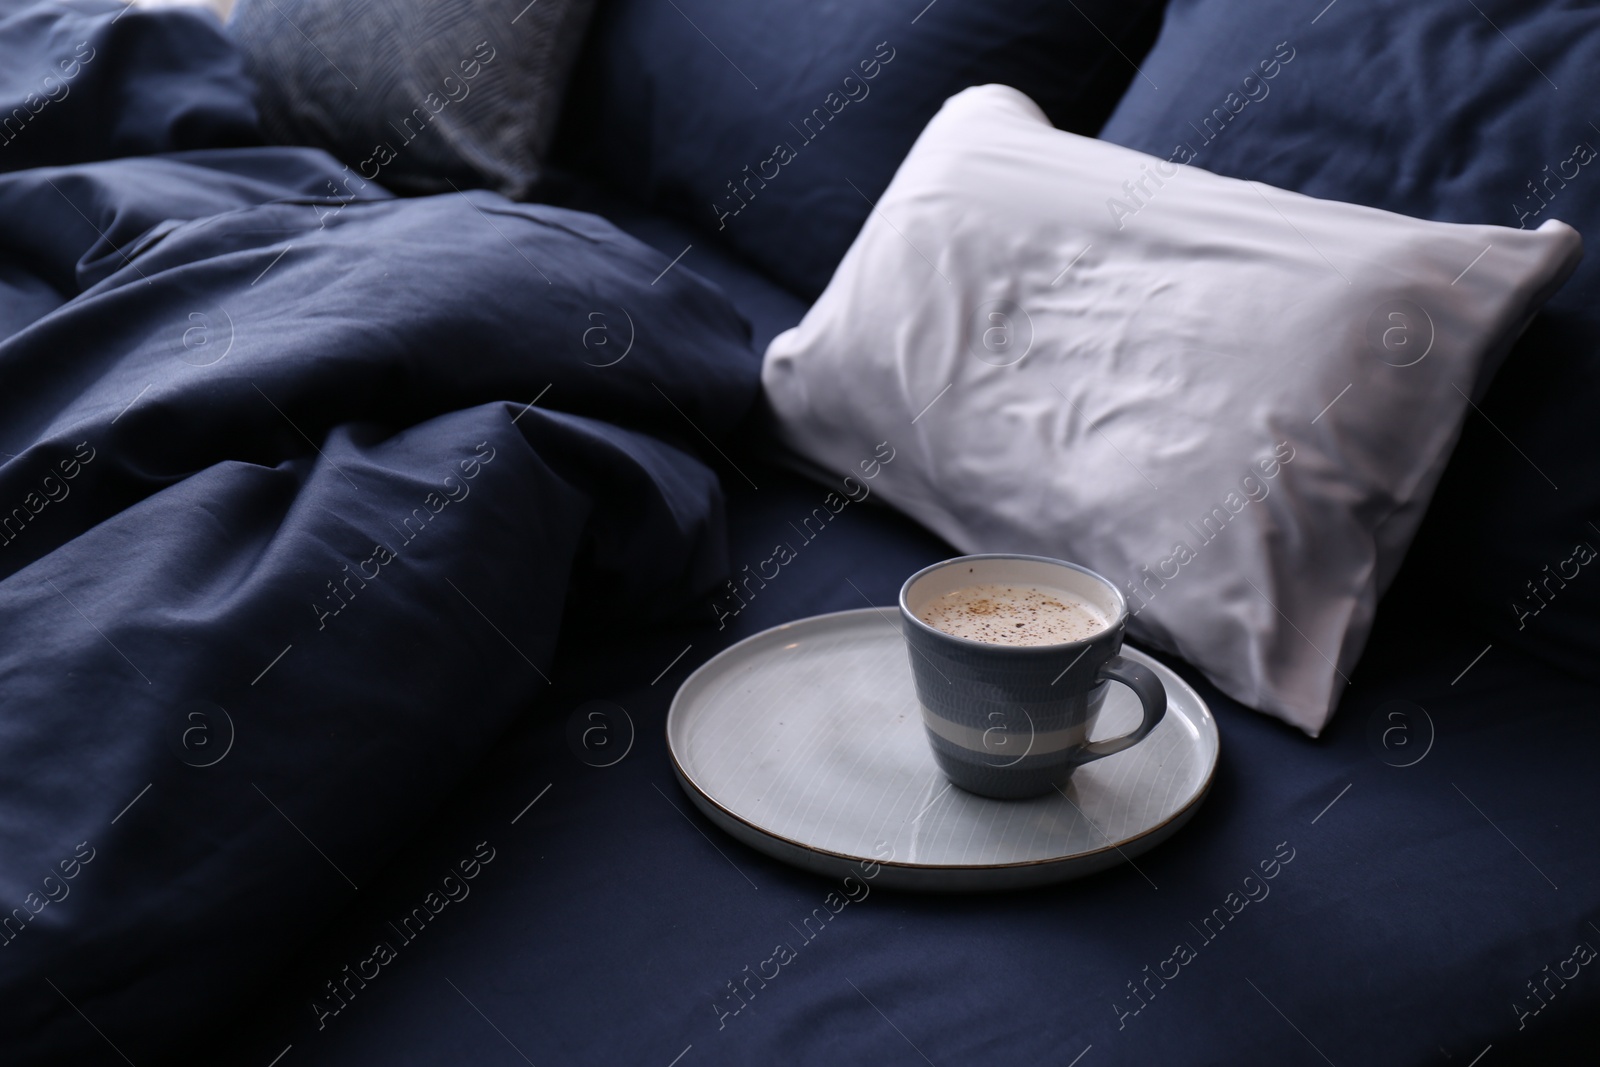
[666,608,1218,892]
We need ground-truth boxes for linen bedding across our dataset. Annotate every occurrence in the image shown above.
[0,3,759,1062]
[208,454,1600,1067]
[2,0,1597,1064]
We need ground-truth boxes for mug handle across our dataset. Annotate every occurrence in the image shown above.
[1075,655,1167,765]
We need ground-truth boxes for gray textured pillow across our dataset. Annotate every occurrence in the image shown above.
[228,0,596,197]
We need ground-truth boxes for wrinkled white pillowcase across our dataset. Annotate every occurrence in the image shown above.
[762,84,1582,736]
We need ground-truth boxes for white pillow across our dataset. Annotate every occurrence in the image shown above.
[762,84,1582,736]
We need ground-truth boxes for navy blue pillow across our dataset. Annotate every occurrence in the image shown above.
[1099,0,1600,683]
[555,0,1165,299]
[0,0,258,172]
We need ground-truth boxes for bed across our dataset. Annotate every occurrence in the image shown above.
[3,0,1597,1063]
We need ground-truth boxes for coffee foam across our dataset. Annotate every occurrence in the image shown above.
[917,583,1108,646]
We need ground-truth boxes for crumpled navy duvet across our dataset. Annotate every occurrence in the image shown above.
[0,3,760,1061]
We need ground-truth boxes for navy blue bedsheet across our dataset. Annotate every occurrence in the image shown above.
[552,182,811,355]
[210,459,1600,1066]
[0,4,763,1062]
[2,1,1595,1064]
[0,0,258,170]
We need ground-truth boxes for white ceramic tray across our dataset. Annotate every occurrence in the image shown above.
[667,608,1218,891]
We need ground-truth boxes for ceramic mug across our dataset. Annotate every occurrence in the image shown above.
[899,554,1167,800]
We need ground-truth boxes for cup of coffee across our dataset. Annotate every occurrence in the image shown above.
[898,554,1166,800]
